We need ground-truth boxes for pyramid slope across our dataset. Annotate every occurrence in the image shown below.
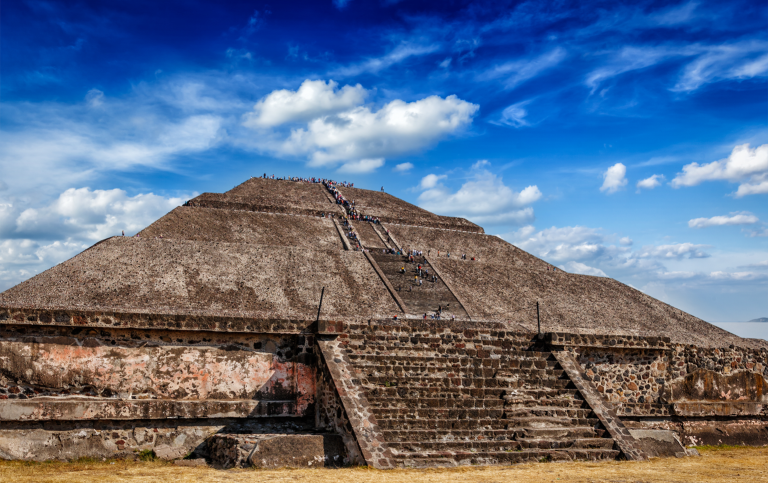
[139,207,343,249]
[432,258,752,348]
[0,177,763,349]
[0,237,398,320]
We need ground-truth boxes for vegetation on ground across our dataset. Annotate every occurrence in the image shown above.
[0,446,764,482]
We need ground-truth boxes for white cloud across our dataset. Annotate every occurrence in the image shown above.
[338,158,385,173]
[482,48,567,89]
[636,174,664,191]
[332,42,440,77]
[420,174,446,189]
[634,242,710,259]
[511,225,610,262]
[740,260,768,270]
[688,212,759,228]
[561,261,608,277]
[0,187,190,291]
[496,101,530,128]
[600,163,627,194]
[673,42,768,92]
[586,46,677,92]
[394,162,414,172]
[418,165,541,225]
[671,143,768,196]
[243,79,367,128]
[85,88,104,108]
[620,236,633,246]
[278,93,478,166]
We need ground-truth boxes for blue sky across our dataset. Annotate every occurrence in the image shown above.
[1,0,767,337]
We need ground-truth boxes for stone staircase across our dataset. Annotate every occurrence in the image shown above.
[342,322,620,467]
[369,253,467,318]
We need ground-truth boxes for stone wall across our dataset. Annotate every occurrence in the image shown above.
[558,333,768,418]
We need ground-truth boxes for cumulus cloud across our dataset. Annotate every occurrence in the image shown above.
[419,174,446,189]
[636,174,664,191]
[243,80,367,128]
[0,187,190,291]
[688,212,759,228]
[600,163,627,194]
[277,93,478,167]
[338,158,385,173]
[511,225,610,262]
[620,236,633,246]
[671,143,768,196]
[418,164,541,224]
[560,261,608,277]
[394,162,414,172]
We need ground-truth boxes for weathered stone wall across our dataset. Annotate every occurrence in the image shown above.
[558,333,768,418]
[0,417,315,462]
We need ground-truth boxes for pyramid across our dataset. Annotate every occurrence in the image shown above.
[0,177,765,466]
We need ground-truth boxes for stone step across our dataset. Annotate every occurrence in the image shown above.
[345,335,540,349]
[390,448,620,467]
[368,396,586,410]
[372,406,594,420]
[375,416,600,431]
[356,367,564,380]
[347,351,551,362]
[350,355,560,371]
[360,375,571,389]
[388,437,615,453]
[381,427,607,443]
[367,386,579,400]
[346,327,529,341]
[346,345,542,359]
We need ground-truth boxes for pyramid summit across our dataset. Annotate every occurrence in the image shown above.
[0,176,765,466]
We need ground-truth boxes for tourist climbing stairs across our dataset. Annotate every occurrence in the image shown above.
[369,253,468,318]
[343,322,620,467]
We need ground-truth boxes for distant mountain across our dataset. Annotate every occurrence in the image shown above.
[749,317,768,323]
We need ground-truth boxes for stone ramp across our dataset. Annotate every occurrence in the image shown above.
[340,322,622,467]
[369,252,468,318]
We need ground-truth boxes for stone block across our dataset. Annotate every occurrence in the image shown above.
[208,433,346,468]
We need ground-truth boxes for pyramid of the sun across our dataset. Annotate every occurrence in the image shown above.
[0,177,765,467]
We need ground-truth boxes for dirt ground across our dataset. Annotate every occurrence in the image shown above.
[0,446,765,483]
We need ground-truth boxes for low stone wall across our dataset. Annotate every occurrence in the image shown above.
[557,332,768,418]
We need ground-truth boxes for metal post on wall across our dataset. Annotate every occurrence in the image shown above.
[316,287,325,323]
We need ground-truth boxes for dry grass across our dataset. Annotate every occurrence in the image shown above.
[0,447,765,483]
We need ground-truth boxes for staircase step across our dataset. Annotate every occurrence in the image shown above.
[389,437,615,453]
[372,407,594,420]
[375,417,600,431]
[390,448,620,467]
[360,375,571,389]
[367,386,579,400]
[381,427,607,442]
